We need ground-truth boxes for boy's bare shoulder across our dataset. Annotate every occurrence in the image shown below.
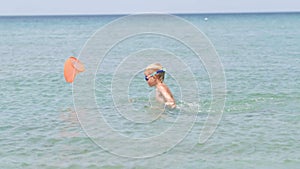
[157,83,169,90]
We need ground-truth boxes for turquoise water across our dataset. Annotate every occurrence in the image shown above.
[1,13,300,168]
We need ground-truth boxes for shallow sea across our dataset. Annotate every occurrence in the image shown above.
[0,13,300,168]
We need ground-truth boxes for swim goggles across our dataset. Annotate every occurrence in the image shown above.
[145,68,165,81]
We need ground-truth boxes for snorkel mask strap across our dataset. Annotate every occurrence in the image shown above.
[152,68,166,76]
[144,68,166,81]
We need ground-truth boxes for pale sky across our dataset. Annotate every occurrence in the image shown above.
[1,0,300,15]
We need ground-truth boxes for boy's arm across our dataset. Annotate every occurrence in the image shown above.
[157,84,176,108]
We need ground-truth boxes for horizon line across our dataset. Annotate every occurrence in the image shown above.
[0,11,299,17]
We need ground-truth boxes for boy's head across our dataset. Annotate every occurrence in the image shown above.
[144,63,165,86]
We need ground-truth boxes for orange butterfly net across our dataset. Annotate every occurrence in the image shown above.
[64,56,85,83]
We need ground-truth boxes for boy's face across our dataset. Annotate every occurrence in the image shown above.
[144,70,157,87]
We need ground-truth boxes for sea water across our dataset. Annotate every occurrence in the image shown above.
[0,13,300,168]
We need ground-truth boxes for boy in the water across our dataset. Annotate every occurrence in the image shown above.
[144,63,176,109]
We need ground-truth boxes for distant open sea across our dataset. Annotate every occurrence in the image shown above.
[0,13,300,169]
